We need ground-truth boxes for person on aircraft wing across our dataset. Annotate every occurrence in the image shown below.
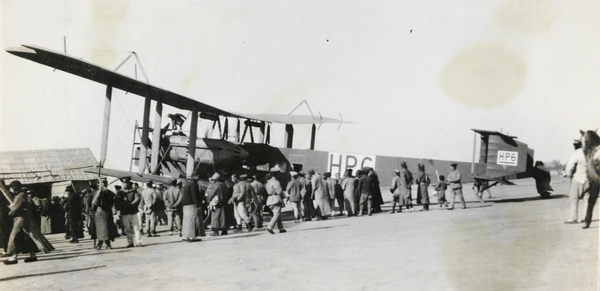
[167,113,186,131]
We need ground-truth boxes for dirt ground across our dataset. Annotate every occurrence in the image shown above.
[1,177,597,291]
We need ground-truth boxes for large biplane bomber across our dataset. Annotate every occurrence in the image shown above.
[6,44,553,196]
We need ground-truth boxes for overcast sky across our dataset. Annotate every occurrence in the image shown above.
[1,1,599,171]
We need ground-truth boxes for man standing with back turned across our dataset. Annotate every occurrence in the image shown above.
[565,139,587,224]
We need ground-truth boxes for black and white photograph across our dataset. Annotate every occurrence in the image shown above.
[0,1,598,290]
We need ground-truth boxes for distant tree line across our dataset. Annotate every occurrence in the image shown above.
[544,160,565,172]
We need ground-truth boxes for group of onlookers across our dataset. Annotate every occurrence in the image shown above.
[0,160,488,264]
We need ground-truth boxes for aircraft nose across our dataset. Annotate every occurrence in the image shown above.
[232,146,249,160]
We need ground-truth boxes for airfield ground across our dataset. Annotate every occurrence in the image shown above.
[0,176,597,290]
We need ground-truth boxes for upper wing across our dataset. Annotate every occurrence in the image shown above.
[6,44,349,125]
[231,113,353,125]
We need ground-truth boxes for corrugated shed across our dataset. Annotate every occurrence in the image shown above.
[0,148,98,184]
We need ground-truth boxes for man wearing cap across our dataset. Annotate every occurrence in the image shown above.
[228,174,255,233]
[250,173,267,228]
[265,173,287,234]
[357,169,372,216]
[390,169,403,213]
[447,163,466,210]
[4,180,39,264]
[301,171,315,221]
[64,185,83,243]
[565,139,587,224]
[207,173,229,236]
[286,171,303,223]
[242,174,260,230]
[163,179,183,236]
[119,181,142,247]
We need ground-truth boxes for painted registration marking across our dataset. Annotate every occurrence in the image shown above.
[497,150,518,166]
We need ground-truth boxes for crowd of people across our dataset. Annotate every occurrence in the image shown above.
[0,161,485,264]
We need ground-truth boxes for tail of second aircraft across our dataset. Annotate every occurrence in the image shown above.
[472,129,552,198]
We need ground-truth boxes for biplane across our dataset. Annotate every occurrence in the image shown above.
[6,44,553,197]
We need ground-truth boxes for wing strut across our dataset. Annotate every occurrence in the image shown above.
[186,110,198,178]
[150,101,163,174]
[138,96,152,175]
[99,86,112,172]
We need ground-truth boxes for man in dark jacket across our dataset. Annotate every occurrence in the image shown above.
[357,169,372,216]
[119,182,142,247]
[64,186,83,243]
[181,177,203,241]
[4,180,39,264]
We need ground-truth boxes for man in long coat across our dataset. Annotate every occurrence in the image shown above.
[415,163,431,211]
[341,169,356,216]
[310,170,332,219]
[207,173,228,236]
[398,162,413,210]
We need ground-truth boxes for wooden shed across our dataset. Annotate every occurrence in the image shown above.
[0,148,99,198]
